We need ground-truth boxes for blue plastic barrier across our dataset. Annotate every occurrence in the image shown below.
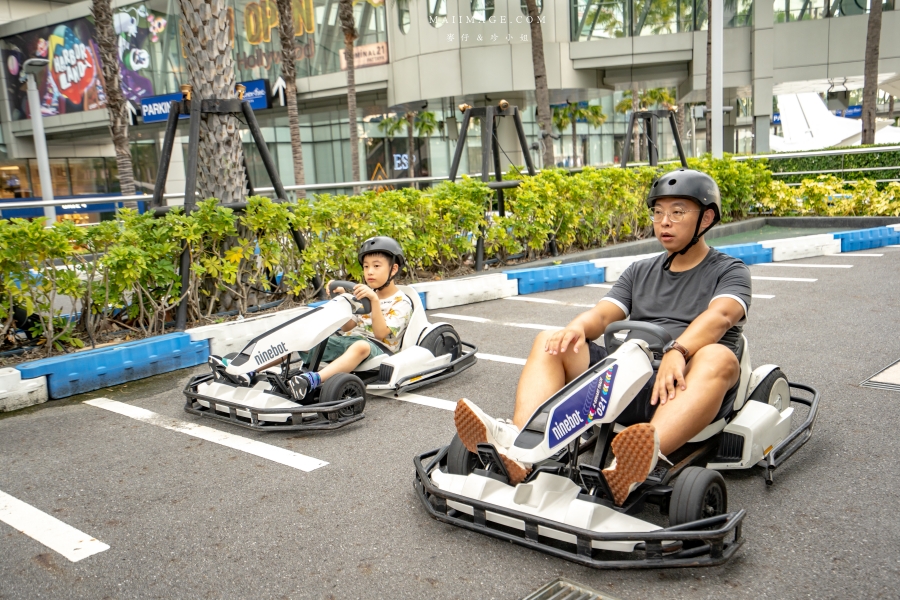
[16,333,209,399]
[716,243,773,265]
[833,227,900,252]
[504,261,606,294]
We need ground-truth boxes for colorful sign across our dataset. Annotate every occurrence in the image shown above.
[240,79,270,111]
[140,93,188,124]
[548,364,618,447]
[339,42,389,70]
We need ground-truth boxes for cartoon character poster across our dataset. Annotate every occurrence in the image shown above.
[0,4,167,121]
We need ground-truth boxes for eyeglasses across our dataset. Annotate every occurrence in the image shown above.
[649,208,700,223]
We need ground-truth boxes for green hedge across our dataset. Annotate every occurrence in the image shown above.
[766,144,900,184]
[2,156,899,355]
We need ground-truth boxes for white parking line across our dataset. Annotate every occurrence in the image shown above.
[585,283,614,289]
[834,253,882,257]
[371,390,457,411]
[432,313,560,331]
[476,352,527,365]
[753,263,852,269]
[0,489,109,562]
[84,398,327,472]
[752,294,775,299]
[751,276,817,282]
[503,297,595,308]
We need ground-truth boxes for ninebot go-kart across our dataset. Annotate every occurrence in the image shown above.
[184,281,477,431]
[414,321,819,568]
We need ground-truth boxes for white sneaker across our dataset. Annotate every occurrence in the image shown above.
[454,399,531,485]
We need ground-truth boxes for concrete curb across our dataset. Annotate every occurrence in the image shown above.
[6,219,900,412]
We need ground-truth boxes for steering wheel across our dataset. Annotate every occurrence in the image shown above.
[603,321,673,368]
[327,280,372,315]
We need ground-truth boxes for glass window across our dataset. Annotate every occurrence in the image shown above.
[29,159,71,198]
[69,158,110,196]
[130,142,159,195]
[471,0,495,22]
[0,161,30,198]
[774,0,828,22]
[573,0,629,39]
[428,0,448,27]
[398,0,411,33]
[521,0,544,15]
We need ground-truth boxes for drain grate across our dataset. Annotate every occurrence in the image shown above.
[860,358,900,392]
[520,578,619,600]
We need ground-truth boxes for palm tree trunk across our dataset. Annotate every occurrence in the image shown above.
[276,0,306,198]
[338,0,360,195]
[407,112,415,183]
[675,103,685,144]
[179,0,246,204]
[524,0,554,169]
[705,0,713,154]
[889,95,895,121]
[571,115,578,168]
[861,0,884,145]
[91,0,137,206]
[631,86,640,162]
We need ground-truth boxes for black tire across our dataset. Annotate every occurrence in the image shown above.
[319,373,366,421]
[748,369,790,413]
[669,466,728,527]
[419,324,461,361]
[447,434,480,475]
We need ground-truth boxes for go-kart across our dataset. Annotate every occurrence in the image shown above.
[414,321,819,568]
[184,281,477,431]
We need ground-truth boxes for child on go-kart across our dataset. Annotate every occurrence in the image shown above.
[288,236,413,400]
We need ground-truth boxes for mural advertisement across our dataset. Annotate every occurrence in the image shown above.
[0,3,166,121]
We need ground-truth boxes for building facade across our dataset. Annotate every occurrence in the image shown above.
[0,0,898,214]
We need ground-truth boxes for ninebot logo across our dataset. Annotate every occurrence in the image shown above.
[254,342,288,365]
[551,412,584,441]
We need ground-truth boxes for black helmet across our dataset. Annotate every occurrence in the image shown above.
[357,236,405,290]
[647,168,722,270]
[647,168,721,226]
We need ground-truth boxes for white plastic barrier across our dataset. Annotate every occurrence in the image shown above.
[0,368,48,412]
[759,234,841,261]
[412,273,518,310]
[590,253,659,282]
[891,224,900,232]
[187,306,312,357]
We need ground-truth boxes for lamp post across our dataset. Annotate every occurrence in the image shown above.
[710,0,724,158]
[23,58,55,225]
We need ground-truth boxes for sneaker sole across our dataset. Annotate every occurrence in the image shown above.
[454,401,531,486]
[602,423,659,506]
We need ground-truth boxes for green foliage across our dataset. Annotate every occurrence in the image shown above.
[766,144,900,184]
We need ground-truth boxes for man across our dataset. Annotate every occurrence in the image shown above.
[454,168,752,506]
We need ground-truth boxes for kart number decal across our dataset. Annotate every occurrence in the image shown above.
[547,364,618,447]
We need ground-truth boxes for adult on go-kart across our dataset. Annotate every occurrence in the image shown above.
[455,168,752,505]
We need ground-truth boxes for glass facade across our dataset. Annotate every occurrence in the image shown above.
[571,0,753,39]
[0,156,128,198]
[775,0,893,22]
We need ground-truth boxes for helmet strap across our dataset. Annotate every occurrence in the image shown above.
[371,257,397,292]
[662,213,714,272]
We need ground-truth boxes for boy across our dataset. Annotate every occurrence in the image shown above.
[289,236,413,399]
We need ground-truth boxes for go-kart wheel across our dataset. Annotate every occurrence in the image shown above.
[419,324,461,360]
[749,369,790,413]
[447,434,480,475]
[319,373,366,421]
[669,466,727,527]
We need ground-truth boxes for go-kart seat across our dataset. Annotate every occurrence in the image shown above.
[686,334,751,443]
[353,285,429,372]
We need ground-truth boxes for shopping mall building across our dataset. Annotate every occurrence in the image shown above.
[0,0,898,221]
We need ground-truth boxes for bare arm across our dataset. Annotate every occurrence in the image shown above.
[545,300,628,355]
[652,297,746,405]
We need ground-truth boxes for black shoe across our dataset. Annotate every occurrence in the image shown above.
[289,375,309,400]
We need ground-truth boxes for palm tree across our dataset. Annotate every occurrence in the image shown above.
[178,0,246,204]
[338,0,361,194]
[523,0,554,168]
[378,111,438,183]
[91,0,137,207]
[861,0,884,145]
[552,103,606,167]
[705,0,712,153]
[615,88,675,160]
[276,0,307,198]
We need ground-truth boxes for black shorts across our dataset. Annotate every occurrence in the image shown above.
[588,343,738,426]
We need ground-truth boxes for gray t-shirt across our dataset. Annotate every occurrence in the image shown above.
[600,248,752,355]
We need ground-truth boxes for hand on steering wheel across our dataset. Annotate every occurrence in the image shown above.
[652,350,687,405]
[544,325,587,355]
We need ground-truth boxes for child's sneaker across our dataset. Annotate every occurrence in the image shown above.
[602,423,659,506]
[454,399,531,485]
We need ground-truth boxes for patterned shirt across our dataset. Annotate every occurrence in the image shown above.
[345,293,413,352]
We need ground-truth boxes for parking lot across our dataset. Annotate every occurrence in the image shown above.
[2,247,899,599]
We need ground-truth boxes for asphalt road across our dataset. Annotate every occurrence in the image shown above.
[2,247,899,599]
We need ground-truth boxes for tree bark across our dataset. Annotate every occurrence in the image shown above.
[524,0,554,169]
[179,0,247,204]
[407,112,415,183]
[339,0,360,194]
[276,0,307,198]
[571,113,578,168]
[675,103,685,144]
[91,0,137,206]
[862,0,883,145]
[632,86,641,162]
[705,0,712,154]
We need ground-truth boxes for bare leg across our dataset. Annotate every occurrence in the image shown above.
[512,330,591,429]
[651,344,740,455]
[318,341,371,382]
